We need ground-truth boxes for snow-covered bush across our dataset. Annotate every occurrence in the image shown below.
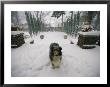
[77,31,100,49]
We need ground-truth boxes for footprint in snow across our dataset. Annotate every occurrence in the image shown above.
[35,62,50,71]
[37,66,43,71]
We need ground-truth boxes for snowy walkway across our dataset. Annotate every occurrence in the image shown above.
[11,32,100,77]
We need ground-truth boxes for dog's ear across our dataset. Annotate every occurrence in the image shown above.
[59,47,62,50]
[51,47,54,54]
[60,52,62,55]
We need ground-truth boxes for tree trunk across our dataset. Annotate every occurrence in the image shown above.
[62,14,63,28]
[71,11,73,36]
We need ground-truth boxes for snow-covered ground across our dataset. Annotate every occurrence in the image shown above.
[11,31,100,77]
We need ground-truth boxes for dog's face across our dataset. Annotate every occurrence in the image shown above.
[53,47,60,56]
[49,43,62,58]
[53,50,59,56]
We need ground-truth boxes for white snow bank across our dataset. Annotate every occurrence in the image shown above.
[83,45,96,46]
[78,31,100,36]
[11,31,24,35]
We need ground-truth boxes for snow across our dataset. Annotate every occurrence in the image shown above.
[78,31,100,36]
[81,25,93,29]
[11,31,100,77]
[11,31,24,35]
[11,44,17,46]
[83,45,96,47]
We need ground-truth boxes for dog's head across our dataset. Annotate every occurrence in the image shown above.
[52,46,59,56]
[53,46,62,56]
[49,43,62,56]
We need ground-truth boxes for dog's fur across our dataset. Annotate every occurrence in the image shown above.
[49,43,62,69]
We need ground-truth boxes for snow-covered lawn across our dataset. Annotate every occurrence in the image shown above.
[11,31,100,77]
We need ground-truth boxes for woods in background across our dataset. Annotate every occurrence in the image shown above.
[11,11,100,37]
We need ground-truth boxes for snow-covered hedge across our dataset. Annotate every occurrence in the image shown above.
[78,31,100,36]
[77,31,100,49]
[11,33,25,48]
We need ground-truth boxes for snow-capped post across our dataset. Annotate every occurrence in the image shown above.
[64,35,67,39]
[40,35,44,39]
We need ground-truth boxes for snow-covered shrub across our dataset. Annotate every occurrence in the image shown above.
[77,31,99,49]
[11,33,25,48]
